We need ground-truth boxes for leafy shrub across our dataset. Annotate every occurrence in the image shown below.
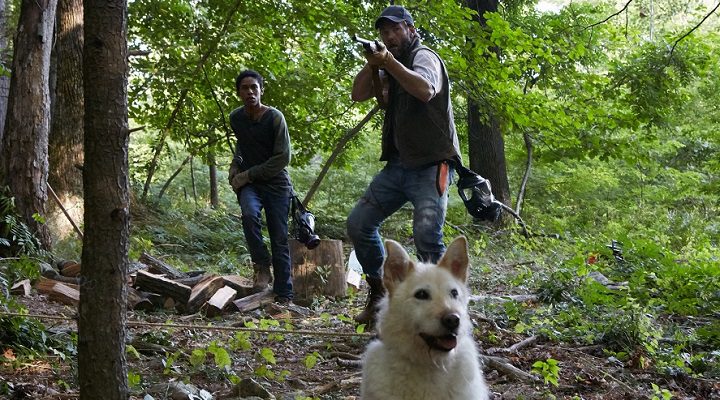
[0,187,44,258]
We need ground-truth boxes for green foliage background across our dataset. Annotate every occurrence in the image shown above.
[120,0,720,380]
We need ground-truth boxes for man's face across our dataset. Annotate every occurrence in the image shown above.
[378,20,414,57]
[237,77,263,107]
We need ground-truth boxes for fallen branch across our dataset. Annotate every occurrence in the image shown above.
[335,358,363,369]
[480,354,540,383]
[47,184,83,240]
[327,351,362,361]
[470,312,514,335]
[130,339,176,355]
[486,335,539,355]
[313,372,362,395]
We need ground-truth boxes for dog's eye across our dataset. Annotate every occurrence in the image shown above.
[450,288,459,298]
[414,289,430,300]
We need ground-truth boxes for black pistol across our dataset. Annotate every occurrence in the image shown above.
[353,34,380,53]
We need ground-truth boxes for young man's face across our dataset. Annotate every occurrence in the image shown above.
[377,20,414,57]
[237,77,263,107]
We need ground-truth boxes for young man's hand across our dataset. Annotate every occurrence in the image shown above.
[228,164,239,184]
[231,171,250,191]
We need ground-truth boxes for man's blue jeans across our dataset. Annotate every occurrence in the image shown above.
[347,161,451,279]
[237,185,293,299]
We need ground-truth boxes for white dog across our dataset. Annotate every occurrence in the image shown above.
[360,236,490,400]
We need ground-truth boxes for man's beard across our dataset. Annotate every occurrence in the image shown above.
[391,35,416,60]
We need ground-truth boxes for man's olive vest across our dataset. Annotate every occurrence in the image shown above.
[380,37,459,168]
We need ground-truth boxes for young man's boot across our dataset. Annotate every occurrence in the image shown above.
[252,264,272,293]
[354,276,385,326]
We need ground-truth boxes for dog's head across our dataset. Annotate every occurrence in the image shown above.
[379,236,472,353]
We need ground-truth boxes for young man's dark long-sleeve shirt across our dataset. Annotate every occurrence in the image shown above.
[229,106,293,196]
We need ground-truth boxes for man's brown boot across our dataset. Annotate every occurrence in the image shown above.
[354,276,386,326]
[252,264,272,293]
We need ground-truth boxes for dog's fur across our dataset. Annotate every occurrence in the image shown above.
[360,236,490,400]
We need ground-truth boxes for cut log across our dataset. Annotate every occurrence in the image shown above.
[290,239,347,305]
[49,283,80,306]
[35,279,79,306]
[186,275,225,312]
[139,252,187,279]
[221,275,255,298]
[10,279,31,296]
[60,262,81,277]
[128,261,147,274]
[146,293,164,308]
[35,276,79,292]
[134,269,191,306]
[163,297,176,310]
[40,262,81,285]
[127,287,154,311]
[174,273,209,287]
[203,286,237,317]
[56,259,77,270]
[232,289,275,312]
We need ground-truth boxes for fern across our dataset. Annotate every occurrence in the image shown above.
[0,187,43,257]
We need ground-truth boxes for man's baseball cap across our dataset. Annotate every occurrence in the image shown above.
[375,5,414,28]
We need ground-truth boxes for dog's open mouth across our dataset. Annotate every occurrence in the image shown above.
[419,333,458,352]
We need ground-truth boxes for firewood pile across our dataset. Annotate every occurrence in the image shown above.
[11,239,355,315]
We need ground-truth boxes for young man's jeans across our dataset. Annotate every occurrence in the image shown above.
[347,161,451,279]
[237,185,293,299]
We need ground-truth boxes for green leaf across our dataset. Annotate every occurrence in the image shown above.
[303,352,319,369]
[260,347,276,365]
[189,348,206,368]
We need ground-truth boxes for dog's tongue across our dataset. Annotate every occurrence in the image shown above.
[421,333,458,351]
[435,335,458,351]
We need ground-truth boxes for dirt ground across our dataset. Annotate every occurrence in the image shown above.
[2,290,719,400]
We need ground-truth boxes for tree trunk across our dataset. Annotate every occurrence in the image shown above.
[0,0,57,249]
[48,0,84,242]
[0,0,9,146]
[208,151,219,208]
[78,0,129,397]
[464,0,512,209]
[468,99,511,206]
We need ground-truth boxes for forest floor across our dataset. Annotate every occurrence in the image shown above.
[3,284,719,400]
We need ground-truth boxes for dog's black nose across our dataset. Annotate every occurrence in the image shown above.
[441,313,460,331]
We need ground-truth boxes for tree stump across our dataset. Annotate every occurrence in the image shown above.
[290,238,347,306]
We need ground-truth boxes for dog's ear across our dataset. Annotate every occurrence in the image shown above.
[437,236,470,283]
[382,239,414,295]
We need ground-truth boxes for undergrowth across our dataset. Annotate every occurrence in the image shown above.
[2,133,719,392]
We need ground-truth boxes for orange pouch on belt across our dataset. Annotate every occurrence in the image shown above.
[436,162,450,197]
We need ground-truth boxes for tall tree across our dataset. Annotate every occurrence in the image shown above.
[208,151,219,208]
[0,0,58,248]
[77,0,129,397]
[464,0,512,210]
[0,0,10,145]
[48,0,84,240]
